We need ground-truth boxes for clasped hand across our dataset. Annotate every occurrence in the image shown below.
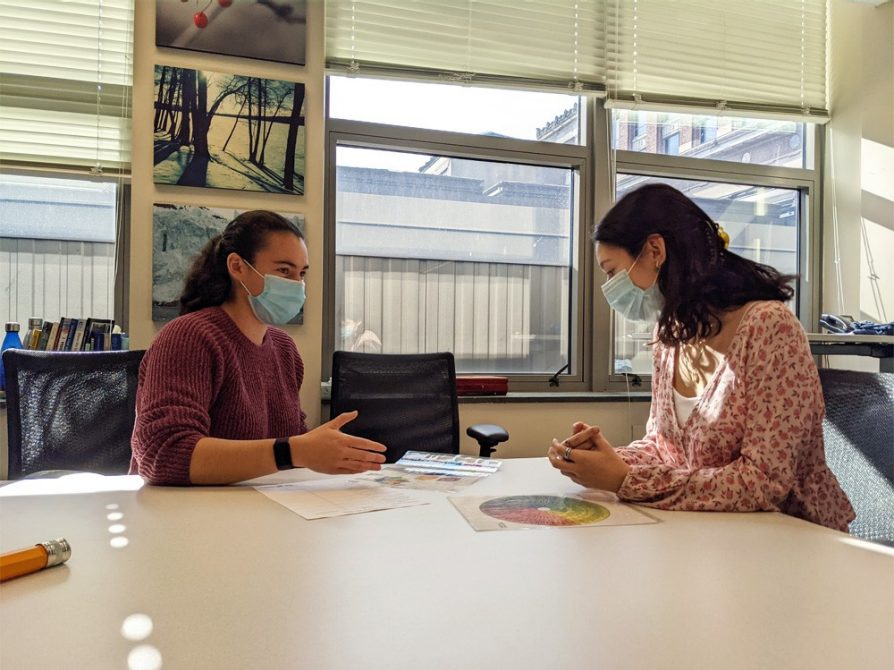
[291,411,386,475]
[547,422,629,493]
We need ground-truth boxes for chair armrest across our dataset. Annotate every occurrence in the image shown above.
[466,424,509,445]
[467,424,509,457]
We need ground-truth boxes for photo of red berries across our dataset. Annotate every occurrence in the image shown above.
[156,0,306,66]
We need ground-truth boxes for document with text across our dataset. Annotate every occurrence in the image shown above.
[254,479,428,519]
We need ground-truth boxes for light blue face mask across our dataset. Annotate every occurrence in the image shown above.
[240,259,306,325]
[601,254,664,323]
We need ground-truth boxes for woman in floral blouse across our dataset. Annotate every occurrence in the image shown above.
[549,184,854,531]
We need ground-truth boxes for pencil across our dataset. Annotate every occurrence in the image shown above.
[0,539,71,582]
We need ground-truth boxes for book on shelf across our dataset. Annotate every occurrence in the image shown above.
[46,322,62,351]
[84,318,114,351]
[56,318,73,351]
[21,317,116,352]
[70,319,88,352]
[27,327,42,349]
[36,322,53,351]
[63,318,80,351]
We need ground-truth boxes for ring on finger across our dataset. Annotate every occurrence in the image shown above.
[563,446,574,462]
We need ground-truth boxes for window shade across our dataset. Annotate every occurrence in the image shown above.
[325,0,607,91]
[604,0,828,119]
[0,0,134,172]
[326,0,829,119]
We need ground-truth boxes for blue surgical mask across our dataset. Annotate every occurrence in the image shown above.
[240,259,306,325]
[601,255,664,323]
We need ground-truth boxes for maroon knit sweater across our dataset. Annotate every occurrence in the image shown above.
[130,307,307,485]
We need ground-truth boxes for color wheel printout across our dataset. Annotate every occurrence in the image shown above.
[449,494,657,531]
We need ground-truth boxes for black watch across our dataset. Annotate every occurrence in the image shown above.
[273,438,294,470]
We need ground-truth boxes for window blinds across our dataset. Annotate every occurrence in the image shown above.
[325,0,829,119]
[0,0,134,172]
[325,0,607,90]
[604,0,829,119]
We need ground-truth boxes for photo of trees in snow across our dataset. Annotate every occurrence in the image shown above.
[153,66,306,194]
[152,203,305,323]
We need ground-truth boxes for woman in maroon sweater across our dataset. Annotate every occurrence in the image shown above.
[130,210,385,485]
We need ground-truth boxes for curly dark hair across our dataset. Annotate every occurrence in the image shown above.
[179,210,304,315]
[593,183,796,345]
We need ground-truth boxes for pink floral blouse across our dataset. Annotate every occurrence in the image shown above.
[615,300,855,531]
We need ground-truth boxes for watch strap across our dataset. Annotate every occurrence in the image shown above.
[273,437,294,470]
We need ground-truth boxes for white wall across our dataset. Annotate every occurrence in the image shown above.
[824,1,894,327]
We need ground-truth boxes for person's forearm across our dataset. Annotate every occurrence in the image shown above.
[189,437,280,485]
[617,455,793,511]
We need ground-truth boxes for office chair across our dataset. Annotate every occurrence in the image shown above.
[330,351,509,463]
[3,349,145,479]
[818,368,894,546]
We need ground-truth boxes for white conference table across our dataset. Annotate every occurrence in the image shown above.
[1,458,892,670]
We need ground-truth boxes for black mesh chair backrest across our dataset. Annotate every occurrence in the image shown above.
[3,349,145,479]
[818,368,894,545]
[331,352,459,463]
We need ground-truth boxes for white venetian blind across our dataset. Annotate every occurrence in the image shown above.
[327,0,830,120]
[326,0,607,91]
[0,0,134,172]
[604,0,829,119]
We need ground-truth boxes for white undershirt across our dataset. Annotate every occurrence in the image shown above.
[672,386,700,427]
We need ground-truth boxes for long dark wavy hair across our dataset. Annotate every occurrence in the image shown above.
[179,210,304,315]
[593,183,796,345]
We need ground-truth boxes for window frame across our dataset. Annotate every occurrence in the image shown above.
[322,85,823,394]
[593,113,823,392]
[323,92,596,391]
[0,167,131,331]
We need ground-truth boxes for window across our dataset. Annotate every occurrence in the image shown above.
[605,108,820,385]
[0,173,120,325]
[324,2,827,393]
[692,118,718,146]
[661,131,680,156]
[612,110,811,169]
[0,0,133,330]
[0,0,134,171]
[328,77,588,386]
[326,84,821,391]
[329,77,584,145]
[627,113,649,151]
[611,175,801,375]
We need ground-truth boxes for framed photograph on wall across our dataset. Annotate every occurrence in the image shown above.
[155,0,306,66]
[154,66,306,194]
[152,204,306,324]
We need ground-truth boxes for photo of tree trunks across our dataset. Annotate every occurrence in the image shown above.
[153,66,306,194]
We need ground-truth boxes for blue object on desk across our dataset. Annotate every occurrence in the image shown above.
[850,321,894,336]
[0,323,23,394]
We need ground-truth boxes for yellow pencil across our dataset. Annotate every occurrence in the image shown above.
[0,539,71,582]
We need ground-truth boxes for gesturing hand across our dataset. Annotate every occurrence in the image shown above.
[291,411,387,475]
[547,423,629,492]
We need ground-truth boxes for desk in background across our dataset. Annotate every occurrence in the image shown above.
[808,332,894,372]
[1,459,891,670]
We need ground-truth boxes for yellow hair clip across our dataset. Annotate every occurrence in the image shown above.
[717,225,730,249]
